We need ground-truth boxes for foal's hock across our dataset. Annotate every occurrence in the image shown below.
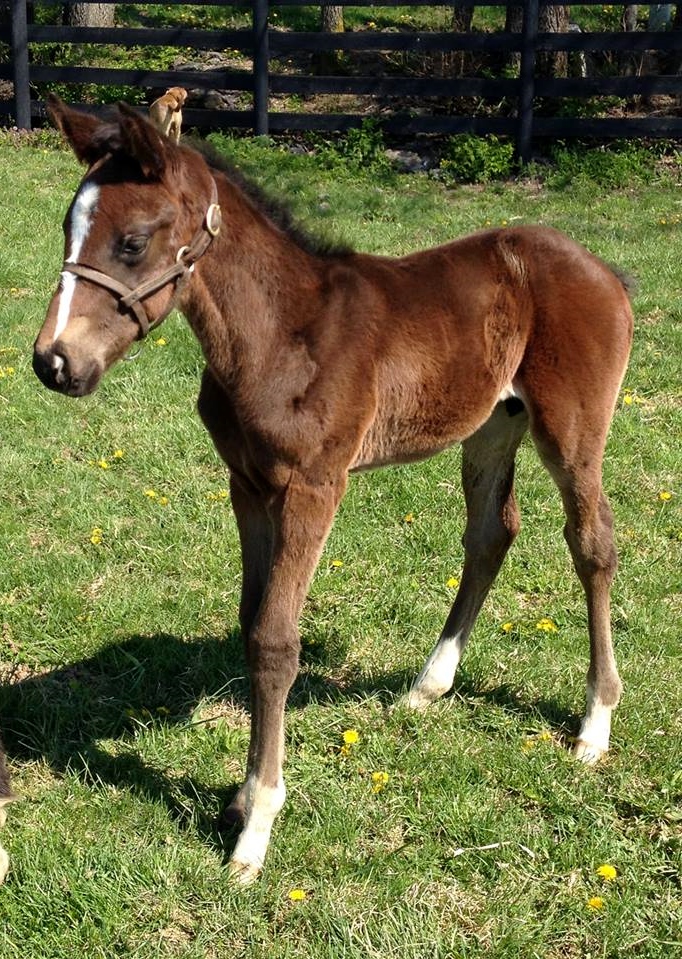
[34,97,634,884]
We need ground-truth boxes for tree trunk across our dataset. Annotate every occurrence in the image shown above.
[537,5,570,79]
[314,5,345,74]
[622,5,638,30]
[63,3,114,27]
[451,5,474,77]
[506,4,570,78]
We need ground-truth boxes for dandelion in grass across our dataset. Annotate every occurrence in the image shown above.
[330,559,344,569]
[587,896,605,911]
[446,576,459,589]
[144,489,158,499]
[371,771,389,793]
[97,458,110,470]
[501,621,514,633]
[403,512,415,524]
[154,337,167,347]
[596,863,617,881]
[340,728,359,757]
[658,490,673,502]
[90,527,103,545]
[622,389,646,407]
[113,449,124,460]
[158,496,169,506]
[289,888,307,902]
[536,617,558,632]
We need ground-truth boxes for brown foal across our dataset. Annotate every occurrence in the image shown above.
[33,97,634,884]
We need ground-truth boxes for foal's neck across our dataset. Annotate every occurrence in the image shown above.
[182,168,322,385]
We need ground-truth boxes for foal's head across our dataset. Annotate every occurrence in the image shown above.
[33,96,219,396]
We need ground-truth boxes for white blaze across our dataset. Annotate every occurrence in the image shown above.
[53,181,100,343]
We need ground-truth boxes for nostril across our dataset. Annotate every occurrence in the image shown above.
[32,348,68,391]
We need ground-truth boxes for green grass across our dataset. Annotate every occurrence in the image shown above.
[0,131,680,958]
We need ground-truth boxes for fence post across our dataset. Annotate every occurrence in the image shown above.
[10,0,31,130]
[517,0,539,164]
[253,0,269,136]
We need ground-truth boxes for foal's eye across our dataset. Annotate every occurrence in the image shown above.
[120,235,149,258]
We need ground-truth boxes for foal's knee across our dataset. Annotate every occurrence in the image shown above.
[250,620,300,691]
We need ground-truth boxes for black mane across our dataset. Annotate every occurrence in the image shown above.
[191,138,354,259]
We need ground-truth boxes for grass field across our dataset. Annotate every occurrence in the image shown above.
[0,130,680,958]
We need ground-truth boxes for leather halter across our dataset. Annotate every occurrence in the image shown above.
[61,180,222,340]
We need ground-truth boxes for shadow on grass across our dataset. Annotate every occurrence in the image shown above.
[0,630,580,857]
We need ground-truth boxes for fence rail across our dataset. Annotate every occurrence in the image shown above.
[2,1,682,160]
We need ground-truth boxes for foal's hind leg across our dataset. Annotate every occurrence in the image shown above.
[530,426,622,764]
[407,401,528,709]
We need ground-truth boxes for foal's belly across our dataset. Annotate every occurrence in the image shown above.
[350,386,498,471]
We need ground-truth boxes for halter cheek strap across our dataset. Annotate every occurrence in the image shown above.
[61,180,222,340]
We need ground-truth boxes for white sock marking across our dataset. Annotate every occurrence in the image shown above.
[578,685,612,755]
[231,775,286,874]
[53,181,100,342]
[407,630,465,708]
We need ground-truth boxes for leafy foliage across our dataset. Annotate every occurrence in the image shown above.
[439,135,515,184]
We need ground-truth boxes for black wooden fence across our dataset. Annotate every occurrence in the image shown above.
[2,1,682,161]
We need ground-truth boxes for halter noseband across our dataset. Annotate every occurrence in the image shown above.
[61,180,222,340]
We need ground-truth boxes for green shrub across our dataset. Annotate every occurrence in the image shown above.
[545,140,656,188]
[314,119,393,178]
[439,134,515,184]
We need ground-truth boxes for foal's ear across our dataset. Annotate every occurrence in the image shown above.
[117,102,170,180]
[46,93,106,165]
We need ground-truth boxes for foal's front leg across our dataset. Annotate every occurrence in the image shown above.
[228,475,344,885]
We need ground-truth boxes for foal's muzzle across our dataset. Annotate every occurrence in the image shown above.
[32,346,100,397]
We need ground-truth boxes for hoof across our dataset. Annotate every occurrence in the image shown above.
[0,845,8,885]
[573,739,607,765]
[227,858,261,886]
[399,685,442,711]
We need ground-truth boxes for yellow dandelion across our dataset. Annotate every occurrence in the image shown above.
[623,393,634,406]
[501,621,514,633]
[536,617,558,632]
[371,771,389,793]
[521,738,536,752]
[596,864,617,881]
[97,458,109,470]
[342,729,359,745]
[158,496,169,506]
[144,489,158,499]
[288,888,307,902]
[113,449,124,459]
[330,559,344,569]
[403,512,414,523]
[538,730,552,742]
[587,896,605,911]
[90,527,103,545]
[154,337,167,346]
[658,490,673,501]
[446,576,459,589]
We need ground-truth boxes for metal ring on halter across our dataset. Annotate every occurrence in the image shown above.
[206,203,222,237]
[176,246,195,273]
